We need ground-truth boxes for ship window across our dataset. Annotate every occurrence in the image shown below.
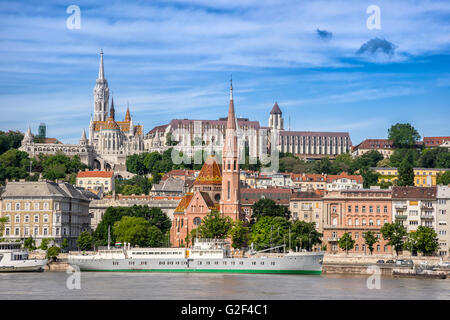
[239,261,243,265]
[252,261,256,265]
[223,261,227,265]
[215,261,219,265]
[198,261,202,265]
[260,262,264,265]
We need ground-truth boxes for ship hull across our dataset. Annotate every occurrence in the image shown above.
[68,254,323,275]
[0,260,47,272]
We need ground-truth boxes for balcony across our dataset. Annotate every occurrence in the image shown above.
[395,205,407,210]
[420,215,434,220]
[395,215,407,220]
[327,237,339,242]
[421,204,434,210]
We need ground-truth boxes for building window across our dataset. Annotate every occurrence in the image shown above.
[5,228,10,236]
[43,215,49,223]
[44,202,49,210]
[34,203,39,210]
[362,219,366,226]
[15,228,20,236]
[348,218,352,225]
[348,205,352,213]
[355,219,359,226]
[6,203,11,211]
[369,206,373,213]
[15,215,20,223]
[362,206,366,213]
[376,206,380,213]
[15,203,20,210]
[384,206,388,213]
[24,215,30,223]
[355,206,359,213]
[43,228,48,236]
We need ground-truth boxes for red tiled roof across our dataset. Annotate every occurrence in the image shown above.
[392,186,437,200]
[423,136,450,147]
[353,139,393,151]
[270,102,282,115]
[326,172,363,184]
[77,171,114,178]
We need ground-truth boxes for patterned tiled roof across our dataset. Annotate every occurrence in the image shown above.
[194,155,222,185]
[174,193,194,213]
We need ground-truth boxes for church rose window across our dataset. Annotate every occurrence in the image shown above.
[193,217,201,226]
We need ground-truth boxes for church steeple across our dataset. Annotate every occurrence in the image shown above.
[98,49,105,80]
[125,106,131,122]
[109,96,115,120]
[220,79,241,221]
[93,49,110,122]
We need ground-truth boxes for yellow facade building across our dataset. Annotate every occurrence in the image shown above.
[372,167,450,187]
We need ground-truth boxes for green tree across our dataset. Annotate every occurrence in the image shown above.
[251,198,291,221]
[403,232,418,256]
[228,220,249,249]
[113,216,152,247]
[0,130,24,154]
[39,238,53,251]
[338,232,355,254]
[413,226,439,256]
[191,210,233,240]
[249,216,290,251]
[397,158,414,186]
[363,231,378,255]
[381,222,407,256]
[389,148,420,168]
[290,220,322,251]
[360,167,380,189]
[437,171,450,185]
[24,236,36,251]
[46,245,61,261]
[61,238,69,252]
[77,231,93,251]
[0,217,9,237]
[388,123,420,148]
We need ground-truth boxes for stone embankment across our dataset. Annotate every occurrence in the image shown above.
[323,253,450,278]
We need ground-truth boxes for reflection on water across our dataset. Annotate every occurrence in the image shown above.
[0,272,449,300]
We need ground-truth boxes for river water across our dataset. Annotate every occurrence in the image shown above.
[0,272,448,300]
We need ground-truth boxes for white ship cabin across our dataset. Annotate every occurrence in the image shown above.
[128,247,187,259]
[188,239,230,259]
[0,242,28,262]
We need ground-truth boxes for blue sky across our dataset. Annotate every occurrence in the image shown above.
[0,0,449,145]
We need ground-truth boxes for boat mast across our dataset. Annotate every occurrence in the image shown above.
[107,225,111,250]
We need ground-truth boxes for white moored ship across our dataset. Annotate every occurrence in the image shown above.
[0,242,48,272]
[68,239,323,275]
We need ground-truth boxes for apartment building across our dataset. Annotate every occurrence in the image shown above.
[437,185,450,256]
[1,181,91,250]
[290,191,324,233]
[322,189,393,254]
[392,186,437,232]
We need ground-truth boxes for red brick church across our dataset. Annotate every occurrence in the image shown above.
[170,82,242,247]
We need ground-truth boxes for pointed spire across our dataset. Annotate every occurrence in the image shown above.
[109,96,115,120]
[227,78,236,130]
[80,129,87,141]
[98,49,105,80]
[125,105,131,122]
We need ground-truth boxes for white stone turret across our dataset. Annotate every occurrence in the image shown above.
[80,129,88,146]
[23,127,33,145]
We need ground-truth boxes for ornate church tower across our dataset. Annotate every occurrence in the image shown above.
[93,49,110,121]
[220,80,241,221]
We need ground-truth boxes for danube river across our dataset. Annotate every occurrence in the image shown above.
[0,272,448,299]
